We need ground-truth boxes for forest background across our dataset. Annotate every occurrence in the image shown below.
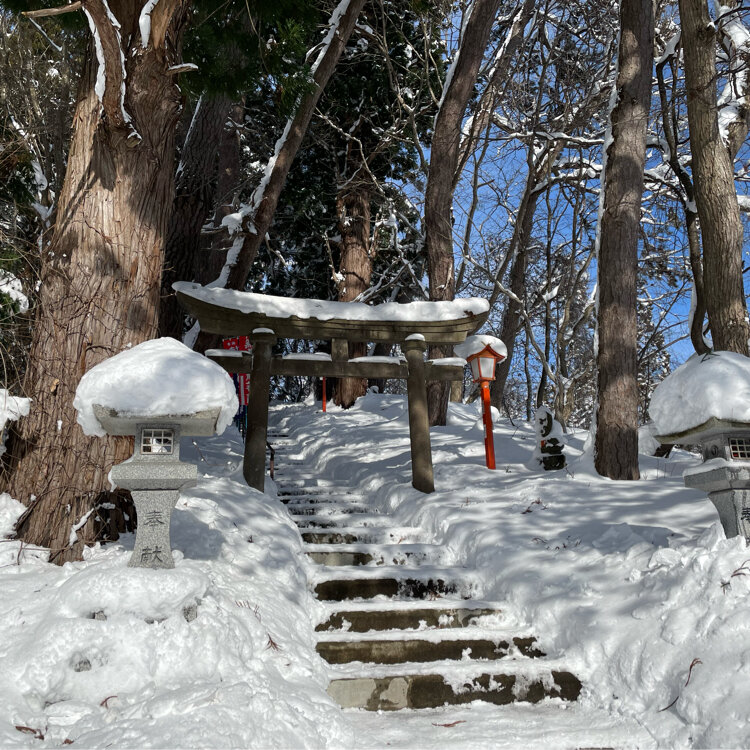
[1,0,749,562]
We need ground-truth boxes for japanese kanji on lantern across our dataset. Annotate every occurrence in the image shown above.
[454,335,507,470]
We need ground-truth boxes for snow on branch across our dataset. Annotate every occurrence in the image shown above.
[81,0,133,132]
[139,0,160,47]
[713,1,750,157]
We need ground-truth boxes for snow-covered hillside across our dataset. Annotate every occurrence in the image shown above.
[2,393,749,748]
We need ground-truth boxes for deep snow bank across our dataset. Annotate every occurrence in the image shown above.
[0,430,352,749]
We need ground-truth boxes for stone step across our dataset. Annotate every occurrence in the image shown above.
[302,527,423,545]
[279,488,364,498]
[314,576,460,602]
[289,505,389,532]
[288,503,370,515]
[316,636,542,665]
[303,532,362,545]
[308,550,376,566]
[274,478,353,489]
[305,543,439,567]
[326,670,582,710]
[316,605,502,633]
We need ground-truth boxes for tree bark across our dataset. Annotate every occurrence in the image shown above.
[425,0,501,426]
[1,0,191,563]
[160,94,231,339]
[333,167,372,408]
[594,0,653,480]
[680,0,749,355]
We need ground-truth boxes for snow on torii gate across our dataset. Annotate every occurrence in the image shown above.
[174,282,490,494]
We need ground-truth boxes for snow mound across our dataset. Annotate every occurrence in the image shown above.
[74,338,238,437]
[650,351,750,435]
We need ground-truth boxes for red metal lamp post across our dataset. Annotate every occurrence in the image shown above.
[456,336,507,470]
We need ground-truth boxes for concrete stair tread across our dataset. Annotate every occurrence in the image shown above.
[288,503,372,513]
[315,603,509,633]
[303,525,424,538]
[302,528,425,545]
[315,627,529,643]
[325,656,577,680]
[311,564,472,582]
[326,668,581,710]
[313,575,474,602]
[280,489,365,498]
[306,548,437,568]
[274,479,354,488]
[316,635,544,665]
[304,542,441,553]
[317,599,506,613]
[295,514,391,528]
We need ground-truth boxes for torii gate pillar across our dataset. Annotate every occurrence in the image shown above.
[245,329,276,491]
[403,337,434,493]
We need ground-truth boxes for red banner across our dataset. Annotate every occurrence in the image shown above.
[222,337,252,407]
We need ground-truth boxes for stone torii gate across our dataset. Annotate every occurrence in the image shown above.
[174,282,489,494]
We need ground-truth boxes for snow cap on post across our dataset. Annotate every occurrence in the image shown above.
[454,334,507,382]
[73,338,239,437]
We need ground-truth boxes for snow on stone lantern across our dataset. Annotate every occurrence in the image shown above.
[650,351,750,542]
[454,334,507,470]
[74,338,238,568]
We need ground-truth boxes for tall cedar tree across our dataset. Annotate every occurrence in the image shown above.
[594,0,653,480]
[424,0,500,425]
[679,0,749,355]
[2,0,191,563]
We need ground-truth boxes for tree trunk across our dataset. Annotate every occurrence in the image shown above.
[490,245,527,409]
[425,0,501,425]
[680,0,749,355]
[333,172,372,409]
[160,94,231,339]
[594,0,653,480]
[1,0,190,563]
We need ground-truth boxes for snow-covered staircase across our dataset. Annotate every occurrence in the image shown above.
[268,430,582,711]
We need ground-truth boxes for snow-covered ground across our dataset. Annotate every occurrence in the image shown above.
[2,392,749,748]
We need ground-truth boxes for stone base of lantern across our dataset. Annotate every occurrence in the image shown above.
[685,464,750,542]
[128,489,180,569]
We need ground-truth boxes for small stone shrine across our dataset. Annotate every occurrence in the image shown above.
[535,406,566,471]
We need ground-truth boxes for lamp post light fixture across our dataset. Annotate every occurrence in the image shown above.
[455,335,507,470]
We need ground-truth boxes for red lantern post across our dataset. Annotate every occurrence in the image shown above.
[455,335,507,470]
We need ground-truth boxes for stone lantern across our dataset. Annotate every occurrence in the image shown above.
[95,405,223,569]
[656,418,750,542]
[650,350,750,543]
